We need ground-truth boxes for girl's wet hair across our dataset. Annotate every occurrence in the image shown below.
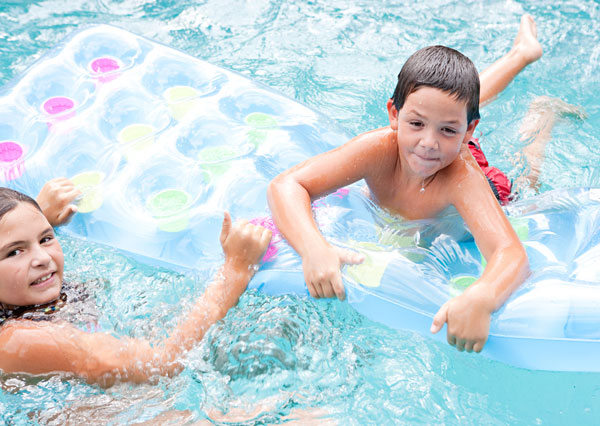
[391,45,480,123]
[0,187,42,221]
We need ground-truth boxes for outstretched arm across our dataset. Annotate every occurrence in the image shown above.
[267,131,395,300]
[0,213,271,386]
[430,161,529,352]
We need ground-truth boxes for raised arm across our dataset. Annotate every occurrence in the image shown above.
[267,130,394,300]
[36,177,81,226]
[0,213,271,386]
[431,159,529,352]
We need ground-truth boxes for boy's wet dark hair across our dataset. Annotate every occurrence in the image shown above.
[391,45,480,123]
[0,187,42,221]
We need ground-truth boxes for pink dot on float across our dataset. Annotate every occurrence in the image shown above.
[0,142,23,162]
[90,57,120,74]
[43,96,74,115]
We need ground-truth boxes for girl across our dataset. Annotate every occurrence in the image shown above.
[0,185,271,387]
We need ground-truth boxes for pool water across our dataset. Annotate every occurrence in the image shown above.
[1,1,600,425]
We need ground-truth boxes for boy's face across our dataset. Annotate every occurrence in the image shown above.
[0,203,64,308]
[387,86,478,179]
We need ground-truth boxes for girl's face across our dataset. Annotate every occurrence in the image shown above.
[0,202,64,308]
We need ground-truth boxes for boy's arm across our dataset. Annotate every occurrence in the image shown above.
[431,161,529,352]
[36,177,81,226]
[0,213,271,385]
[268,129,394,300]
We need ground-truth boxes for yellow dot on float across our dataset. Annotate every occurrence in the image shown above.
[71,171,105,213]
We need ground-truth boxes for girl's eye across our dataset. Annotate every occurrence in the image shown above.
[41,235,54,244]
[7,249,22,258]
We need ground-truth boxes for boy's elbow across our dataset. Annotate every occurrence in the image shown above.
[510,243,530,281]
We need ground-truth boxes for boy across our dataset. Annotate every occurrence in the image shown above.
[267,15,544,353]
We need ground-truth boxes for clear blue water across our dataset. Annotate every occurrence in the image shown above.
[1,1,600,425]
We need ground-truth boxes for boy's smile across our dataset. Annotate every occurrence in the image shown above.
[388,86,477,180]
[0,203,64,308]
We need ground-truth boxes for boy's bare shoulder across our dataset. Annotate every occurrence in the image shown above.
[442,143,482,181]
[350,126,398,163]
[440,143,497,202]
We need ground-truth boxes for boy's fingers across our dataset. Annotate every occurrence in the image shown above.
[430,303,449,334]
[338,248,364,265]
[220,211,232,244]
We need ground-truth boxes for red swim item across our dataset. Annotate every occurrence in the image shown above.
[467,138,513,205]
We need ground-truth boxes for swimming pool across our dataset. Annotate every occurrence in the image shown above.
[1,1,600,424]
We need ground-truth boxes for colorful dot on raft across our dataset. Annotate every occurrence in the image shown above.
[198,146,238,180]
[90,57,120,74]
[164,86,199,102]
[164,86,200,120]
[449,275,477,297]
[71,171,105,213]
[244,112,278,128]
[509,217,530,241]
[249,216,281,262]
[43,96,74,115]
[147,189,191,233]
[147,189,190,217]
[0,141,23,163]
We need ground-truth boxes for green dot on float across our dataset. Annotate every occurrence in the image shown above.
[71,171,105,213]
[449,275,477,297]
[509,217,530,241]
[244,112,278,128]
[117,123,155,158]
[198,146,237,179]
[147,189,191,232]
[164,86,199,120]
[247,129,267,147]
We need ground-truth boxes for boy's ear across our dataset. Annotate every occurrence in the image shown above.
[463,119,480,143]
[387,99,399,130]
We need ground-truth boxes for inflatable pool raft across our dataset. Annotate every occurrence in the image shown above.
[1,25,599,372]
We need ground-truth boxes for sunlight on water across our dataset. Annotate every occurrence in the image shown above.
[1,0,599,424]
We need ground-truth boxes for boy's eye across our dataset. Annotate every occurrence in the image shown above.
[41,235,54,244]
[442,127,457,135]
[409,121,423,127]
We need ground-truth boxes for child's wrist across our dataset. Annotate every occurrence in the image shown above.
[223,256,256,280]
[462,282,497,314]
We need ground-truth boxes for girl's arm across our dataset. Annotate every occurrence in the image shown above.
[36,177,81,226]
[0,213,271,386]
[267,129,395,300]
[430,157,529,353]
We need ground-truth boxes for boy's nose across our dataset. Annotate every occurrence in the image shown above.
[419,130,438,150]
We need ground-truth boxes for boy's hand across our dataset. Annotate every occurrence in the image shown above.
[302,243,364,301]
[220,212,272,273]
[36,177,81,226]
[430,284,495,353]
